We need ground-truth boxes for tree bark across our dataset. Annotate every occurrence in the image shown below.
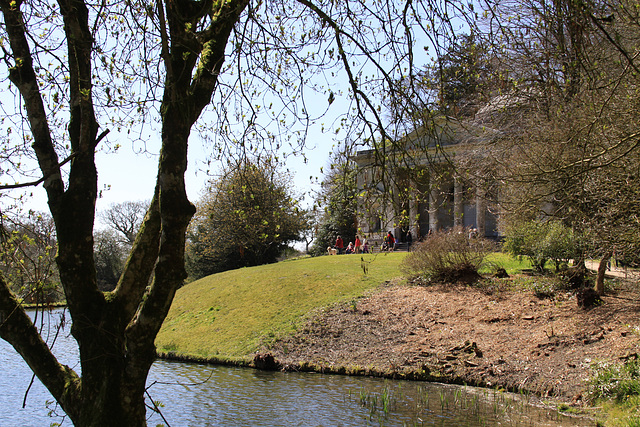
[0,0,248,425]
[595,251,612,296]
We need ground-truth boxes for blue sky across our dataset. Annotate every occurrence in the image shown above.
[16,125,333,219]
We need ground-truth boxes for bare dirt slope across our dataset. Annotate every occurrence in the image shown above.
[267,278,640,403]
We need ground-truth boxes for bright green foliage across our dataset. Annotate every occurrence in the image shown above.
[0,211,61,304]
[588,357,640,405]
[310,153,358,256]
[480,252,532,274]
[503,220,575,272]
[186,159,306,279]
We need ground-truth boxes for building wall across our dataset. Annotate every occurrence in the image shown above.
[352,125,500,240]
[355,167,500,240]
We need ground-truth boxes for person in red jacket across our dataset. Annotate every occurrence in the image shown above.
[335,235,344,254]
[354,235,362,254]
[386,231,395,251]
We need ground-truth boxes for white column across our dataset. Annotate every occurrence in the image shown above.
[454,175,463,227]
[409,196,418,237]
[475,186,486,237]
[429,187,439,232]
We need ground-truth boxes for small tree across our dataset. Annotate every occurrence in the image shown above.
[434,33,493,117]
[311,152,358,256]
[99,201,148,246]
[503,219,575,273]
[186,159,305,279]
[93,201,148,291]
[93,230,127,292]
[299,208,319,254]
[0,211,61,304]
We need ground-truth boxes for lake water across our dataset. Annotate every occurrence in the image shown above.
[0,308,592,426]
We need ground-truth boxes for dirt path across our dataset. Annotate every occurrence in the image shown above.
[267,278,640,405]
[585,260,640,280]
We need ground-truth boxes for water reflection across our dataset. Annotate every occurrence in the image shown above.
[146,361,590,427]
[0,309,591,426]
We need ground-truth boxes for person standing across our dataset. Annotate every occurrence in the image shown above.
[354,235,362,254]
[335,235,344,254]
[387,231,395,251]
[406,230,413,252]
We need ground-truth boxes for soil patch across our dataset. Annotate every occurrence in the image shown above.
[267,278,640,404]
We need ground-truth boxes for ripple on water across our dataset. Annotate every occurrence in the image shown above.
[1,309,590,427]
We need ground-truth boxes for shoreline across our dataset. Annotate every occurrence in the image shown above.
[158,277,639,413]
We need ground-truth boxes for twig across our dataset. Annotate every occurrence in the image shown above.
[145,389,172,427]
[0,128,110,190]
[0,153,75,190]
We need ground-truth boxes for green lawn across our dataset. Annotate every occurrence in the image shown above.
[156,250,532,362]
[481,252,532,274]
[156,252,407,361]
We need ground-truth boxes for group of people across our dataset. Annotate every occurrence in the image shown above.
[332,228,486,255]
[334,230,414,254]
[380,231,394,251]
[334,235,369,254]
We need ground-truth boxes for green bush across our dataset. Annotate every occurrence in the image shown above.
[588,358,640,403]
[503,219,575,272]
[401,227,495,284]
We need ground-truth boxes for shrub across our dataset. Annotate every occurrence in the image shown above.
[401,227,495,284]
[186,160,306,279]
[503,219,575,272]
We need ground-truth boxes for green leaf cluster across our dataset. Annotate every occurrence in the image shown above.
[186,159,305,279]
[310,153,358,256]
[503,220,575,273]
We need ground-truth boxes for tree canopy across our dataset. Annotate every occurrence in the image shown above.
[1,0,638,423]
[0,0,458,424]
[469,0,640,292]
[311,150,358,255]
[99,201,148,246]
[186,159,305,278]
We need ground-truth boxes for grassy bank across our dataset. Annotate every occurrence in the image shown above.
[156,252,407,361]
[155,251,531,362]
[155,249,639,425]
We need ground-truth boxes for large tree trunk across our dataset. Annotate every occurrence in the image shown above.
[595,251,613,296]
[0,0,248,424]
